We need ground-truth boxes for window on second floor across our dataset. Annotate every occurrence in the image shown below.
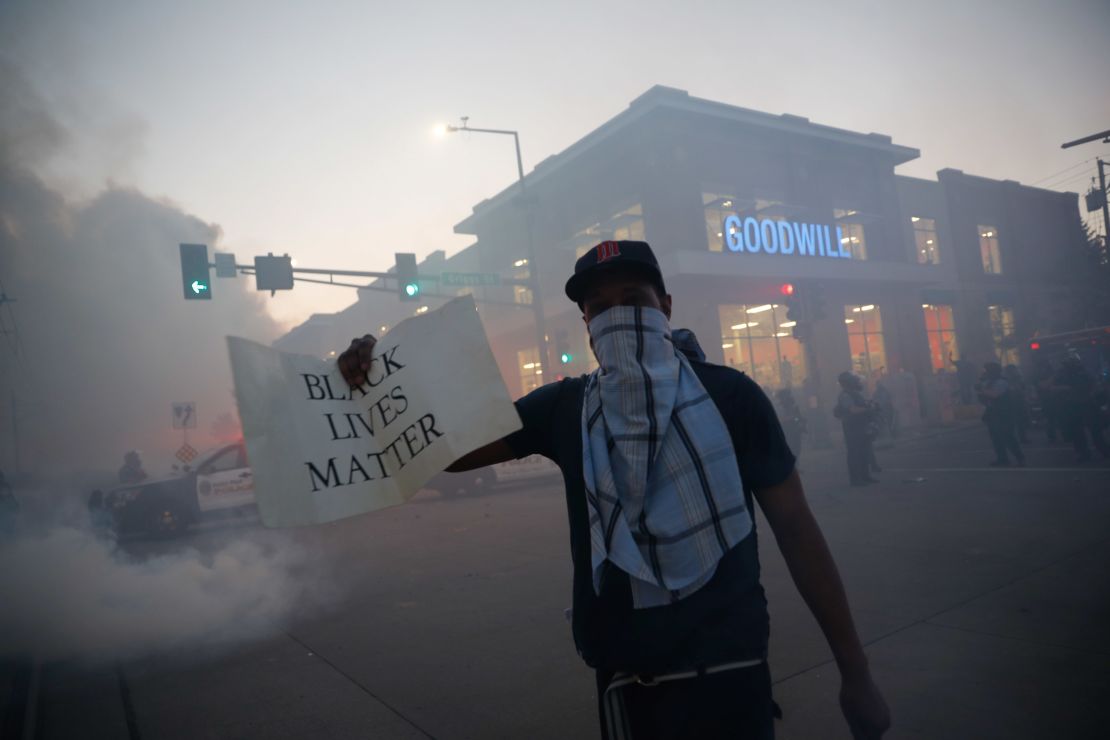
[703,193,739,253]
[978,225,1002,274]
[834,209,867,260]
[572,203,645,258]
[912,216,940,265]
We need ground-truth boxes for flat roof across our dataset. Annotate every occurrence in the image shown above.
[455,85,921,234]
[936,168,1081,197]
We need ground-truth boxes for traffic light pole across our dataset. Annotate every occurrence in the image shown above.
[796,282,832,450]
[281,273,536,308]
[228,263,535,309]
[801,335,832,449]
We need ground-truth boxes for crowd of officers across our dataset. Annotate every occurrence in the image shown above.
[771,351,1109,485]
[1029,354,1110,463]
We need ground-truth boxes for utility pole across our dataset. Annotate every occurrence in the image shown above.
[9,391,18,474]
[0,290,19,472]
[1061,129,1110,250]
[1098,158,1110,253]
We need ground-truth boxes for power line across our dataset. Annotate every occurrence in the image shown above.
[1038,164,1101,191]
[1042,170,1098,192]
[1029,156,1098,186]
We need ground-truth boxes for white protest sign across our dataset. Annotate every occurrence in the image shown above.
[227,295,522,527]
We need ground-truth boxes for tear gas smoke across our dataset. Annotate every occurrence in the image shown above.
[0,57,282,474]
[0,523,334,662]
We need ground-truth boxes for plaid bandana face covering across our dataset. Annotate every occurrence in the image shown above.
[583,305,753,608]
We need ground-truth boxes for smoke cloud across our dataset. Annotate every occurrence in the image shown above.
[0,57,282,476]
[0,524,333,662]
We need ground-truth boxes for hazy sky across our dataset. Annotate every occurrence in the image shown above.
[3,0,1108,329]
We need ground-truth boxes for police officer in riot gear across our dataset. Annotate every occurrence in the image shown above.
[834,372,879,486]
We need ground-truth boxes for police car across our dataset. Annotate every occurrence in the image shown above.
[103,442,256,537]
[427,454,560,496]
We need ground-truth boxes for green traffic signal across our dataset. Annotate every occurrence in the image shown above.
[179,243,212,301]
[395,252,420,302]
[560,352,573,364]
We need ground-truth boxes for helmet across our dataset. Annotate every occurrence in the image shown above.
[838,371,861,389]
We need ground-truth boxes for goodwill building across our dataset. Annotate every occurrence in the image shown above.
[276,86,1095,425]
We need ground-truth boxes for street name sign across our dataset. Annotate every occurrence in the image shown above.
[441,272,501,288]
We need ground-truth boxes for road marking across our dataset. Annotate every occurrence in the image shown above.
[887,467,1110,474]
[283,631,436,739]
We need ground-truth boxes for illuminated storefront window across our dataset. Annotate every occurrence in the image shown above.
[573,203,646,258]
[988,305,1018,366]
[922,304,958,371]
[912,216,940,265]
[979,225,1002,274]
[844,304,887,380]
[718,304,807,390]
[834,209,867,260]
[517,347,543,394]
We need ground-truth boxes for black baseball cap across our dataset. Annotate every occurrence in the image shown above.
[564,240,667,303]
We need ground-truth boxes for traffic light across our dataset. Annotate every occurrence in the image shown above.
[782,283,811,340]
[395,252,420,301]
[556,330,573,364]
[179,243,212,300]
[809,283,827,322]
[254,253,294,293]
[784,292,805,324]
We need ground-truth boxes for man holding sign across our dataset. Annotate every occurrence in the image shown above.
[337,241,889,740]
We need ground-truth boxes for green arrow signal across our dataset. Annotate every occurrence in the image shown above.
[191,280,209,294]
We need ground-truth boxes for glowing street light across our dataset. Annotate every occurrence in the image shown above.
[435,116,550,370]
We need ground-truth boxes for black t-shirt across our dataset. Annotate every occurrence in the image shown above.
[504,359,796,674]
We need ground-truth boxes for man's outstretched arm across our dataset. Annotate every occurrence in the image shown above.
[754,469,891,740]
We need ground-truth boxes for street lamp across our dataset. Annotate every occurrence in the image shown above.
[438,116,550,372]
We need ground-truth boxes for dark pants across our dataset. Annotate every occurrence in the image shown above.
[987,419,1023,464]
[1013,401,1030,442]
[1062,409,1110,460]
[843,427,872,483]
[597,663,775,740]
[1042,401,1059,442]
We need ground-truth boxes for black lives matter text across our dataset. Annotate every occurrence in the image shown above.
[298,344,446,492]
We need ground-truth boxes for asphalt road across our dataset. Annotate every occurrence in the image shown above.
[12,424,1110,739]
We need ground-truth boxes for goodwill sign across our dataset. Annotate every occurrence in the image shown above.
[227,296,522,527]
[723,215,854,259]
